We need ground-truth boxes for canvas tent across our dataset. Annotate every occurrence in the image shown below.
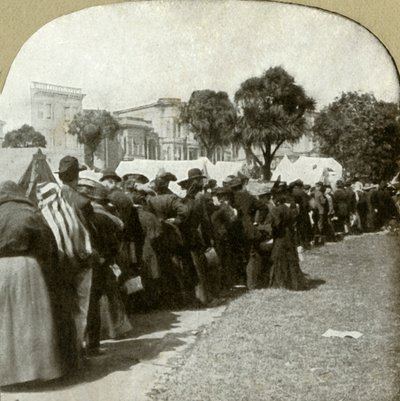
[271,155,342,186]
[18,148,58,200]
[116,158,246,194]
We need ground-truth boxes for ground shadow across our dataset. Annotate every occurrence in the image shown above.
[2,310,188,394]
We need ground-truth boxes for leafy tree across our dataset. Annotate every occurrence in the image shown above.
[68,109,120,168]
[234,66,315,179]
[313,92,400,182]
[181,90,236,160]
[2,124,47,148]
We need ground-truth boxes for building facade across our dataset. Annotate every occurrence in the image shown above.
[115,98,202,161]
[0,120,5,146]
[30,82,85,150]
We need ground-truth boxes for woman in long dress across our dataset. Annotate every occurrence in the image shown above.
[0,181,64,386]
[269,194,308,291]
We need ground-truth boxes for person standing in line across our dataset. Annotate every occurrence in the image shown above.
[0,181,64,386]
[225,176,268,290]
[324,184,337,241]
[85,184,124,356]
[178,168,214,304]
[314,181,328,244]
[57,156,97,366]
[269,192,308,291]
[333,180,350,235]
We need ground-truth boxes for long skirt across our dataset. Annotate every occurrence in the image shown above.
[0,256,63,386]
[270,235,307,291]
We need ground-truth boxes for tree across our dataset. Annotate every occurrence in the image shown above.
[313,92,400,183]
[234,66,315,179]
[181,90,236,160]
[68,109,120,168]
[2,124,47,148]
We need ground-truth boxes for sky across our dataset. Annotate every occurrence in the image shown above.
[0,0,399,130]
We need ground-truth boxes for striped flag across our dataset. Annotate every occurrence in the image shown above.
[36,182,93,261]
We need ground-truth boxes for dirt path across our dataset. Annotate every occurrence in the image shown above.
[2,306,226,401]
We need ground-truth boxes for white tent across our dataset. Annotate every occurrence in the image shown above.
[208,161,247,185]
[270,155,293,181]
[116,158,248,195]
[116,158,213,195]
[271,155,342,186]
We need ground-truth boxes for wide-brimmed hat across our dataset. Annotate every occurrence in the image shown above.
[100,168,121,182]
[56,156,87,175]
[254,183,273,197]
[156,168,177,182]
[315,181,324,187]
[214,186,233,196]
[223,175,243,189]
[91,185,110,202]
[289,179,304,188]
[122,173,149,184]
[178,168,206,187]
[78,178,97,189]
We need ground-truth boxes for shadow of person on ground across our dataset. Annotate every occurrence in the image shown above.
[2,311,189,393]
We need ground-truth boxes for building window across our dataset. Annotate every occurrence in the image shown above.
[45,104,52,120]
[64,106,71,122]
[166,120,171,136]
[127,138,133,155]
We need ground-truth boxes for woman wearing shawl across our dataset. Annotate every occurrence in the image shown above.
[0,181,64,386]
[269,193,308,291]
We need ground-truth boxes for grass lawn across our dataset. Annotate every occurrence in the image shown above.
[152,233,400,401]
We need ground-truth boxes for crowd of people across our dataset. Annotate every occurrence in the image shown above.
[0,155,398,387]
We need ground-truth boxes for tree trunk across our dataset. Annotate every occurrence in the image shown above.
[261,164,272,181]
[206,147,214,162]
[84,145,94,168]
[261,144,272,181]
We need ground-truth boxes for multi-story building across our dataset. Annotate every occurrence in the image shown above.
[117,116,159,160]
[114,98,203,161]
[30,81,85,150]
[0,120,5,146]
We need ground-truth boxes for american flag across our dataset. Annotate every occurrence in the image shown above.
[36,182,93,260]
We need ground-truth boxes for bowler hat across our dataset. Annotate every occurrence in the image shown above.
[289,179,303,188]
[156,168,177,182]
[223,175,243,189]
[214,186,233,196]
[91,185,110,202]
[56,156,87,175]
[122,173,149,184]
[100,168,121,182]
[178,168,206,187]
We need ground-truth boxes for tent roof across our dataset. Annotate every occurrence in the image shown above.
[271,155,342,185]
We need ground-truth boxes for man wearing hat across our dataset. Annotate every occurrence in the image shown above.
[210,186,237,292]
[152,169,178,195]
[57,156,96,365]
[224,175,268,290]
[85,184,126,356]
[333,179,350,234]
[290,179,312,249]
[100,168,122,192]
[102,169,145,289]
[178,168,214,304]
[314,181,328,244]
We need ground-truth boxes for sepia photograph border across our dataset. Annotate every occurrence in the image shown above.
[0,0,400,93]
